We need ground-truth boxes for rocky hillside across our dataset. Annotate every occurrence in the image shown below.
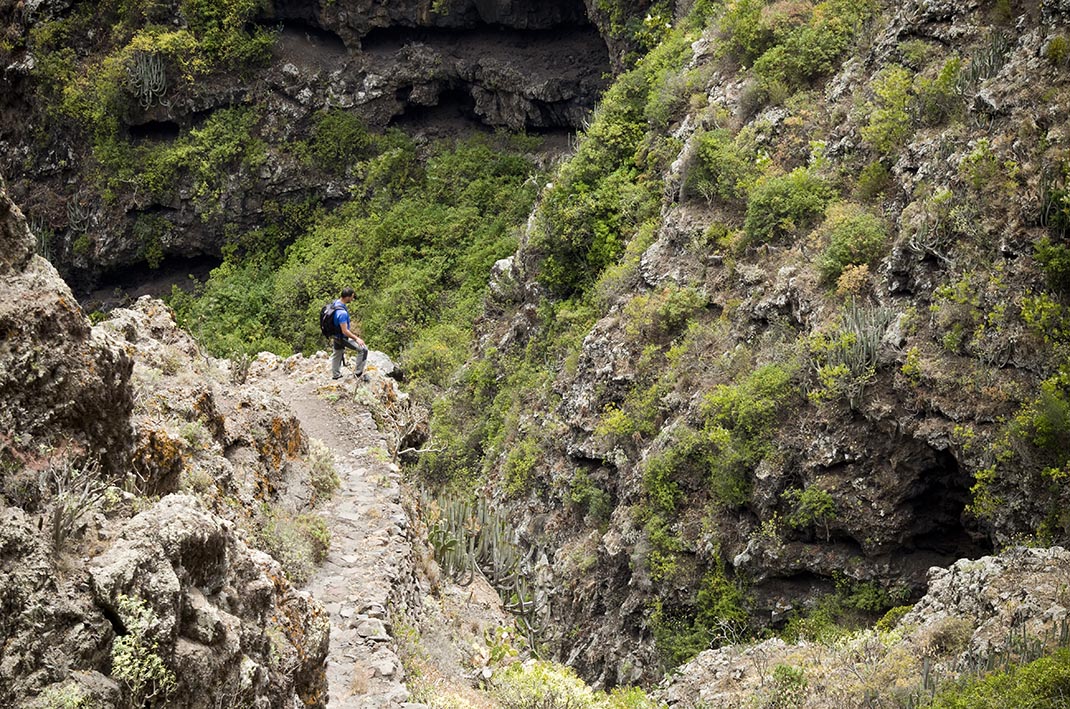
[413,0,1070,689]
[5,0,1070,706]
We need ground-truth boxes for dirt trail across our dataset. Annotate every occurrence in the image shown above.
[251,355,423,708]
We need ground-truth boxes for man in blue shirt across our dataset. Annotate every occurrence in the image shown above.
[331,287,368,380]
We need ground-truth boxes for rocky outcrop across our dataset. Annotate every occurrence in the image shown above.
[655,547,1070,708]
[0,177,133,475]
[0,186,333,706]
[89,494,330,708]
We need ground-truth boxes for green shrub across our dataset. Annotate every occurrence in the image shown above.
[302,109,371,172]
[1046,35,1070,67]
[536,31,692,297]
[861,65,914,154]
[782,485,837,540]
[1035,236,1070,294]
[132,213,171,269]
[503,436,540,498]
[742,168,834,247]
[569,470,612,523]
[815,202,888,284]
[650,560,749,668]
[255,505,329,584]
[685,129,756,204]
[929,648,1070,709]
[809,301,894,409]
[876,604,913,632]
[752,0,875,91]
[307,438,340,504]
[769,664,808,708]
[718,0,775,66]
[916,57,963,126]
[491,658,662,709]
[701,363,799,506]
[854,161,892,201]
[622,284,707,343]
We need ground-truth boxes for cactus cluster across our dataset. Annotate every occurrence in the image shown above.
[423,491,553,641]
[66,197,93,234]
[125,51,169,110]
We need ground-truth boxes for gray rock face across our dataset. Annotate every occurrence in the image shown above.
[0,180,133,475]
[89,494,330,708]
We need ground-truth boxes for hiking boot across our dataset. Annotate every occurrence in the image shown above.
[332,374,344,380]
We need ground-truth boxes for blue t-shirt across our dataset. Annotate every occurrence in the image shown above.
[333,299,350,334]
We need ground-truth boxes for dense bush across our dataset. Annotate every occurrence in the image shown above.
[815,202,888,284]
[171,134,538,364]
[685,128,757,205]
[651,559,749,668]
[861,65,914,154]
[535,30,694,298]
[742,168,834,247]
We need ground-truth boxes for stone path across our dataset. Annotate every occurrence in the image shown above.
[255,355,424,708]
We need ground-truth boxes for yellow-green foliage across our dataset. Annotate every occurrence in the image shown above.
[782,485,837,540]
[1035,236,1070,294]
[700,363,798,504]
[915,57,963,126]
[929,648,1070,709]
[30,0,274,165]
[815,202,888,284]
[307,438,341,504]
[651,557,750,668]
[685,128,758,205]
[622,284,707,343]
[861,65,914,154]
[569,469,612,523]
[503,436,541,498]
[111,594,177,707]
[750,0,878,92]
[492,659,662,708]
[255,505,331,584]
[1046,34,1070,67]
[809,301,894,409]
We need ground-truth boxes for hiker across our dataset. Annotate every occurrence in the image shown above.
[325,287,368,380]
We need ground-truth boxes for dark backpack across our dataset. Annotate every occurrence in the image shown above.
[319,301,345,338]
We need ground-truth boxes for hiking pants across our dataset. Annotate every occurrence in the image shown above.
[331,337,368,378]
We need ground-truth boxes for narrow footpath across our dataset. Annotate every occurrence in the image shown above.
[251,354,424,708]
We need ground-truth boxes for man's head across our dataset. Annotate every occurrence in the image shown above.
[340,286,355,303]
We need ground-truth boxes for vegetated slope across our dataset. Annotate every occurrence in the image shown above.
[412,0,1070,688]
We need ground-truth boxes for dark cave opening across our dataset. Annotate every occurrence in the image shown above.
[389,87,483,131]
[126,120,181,142]
[79,254,221,313]
[904,448,993,560]
[264,0,321,26]
[271,18,348,55]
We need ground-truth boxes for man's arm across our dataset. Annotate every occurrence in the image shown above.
[340,320,365,347]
